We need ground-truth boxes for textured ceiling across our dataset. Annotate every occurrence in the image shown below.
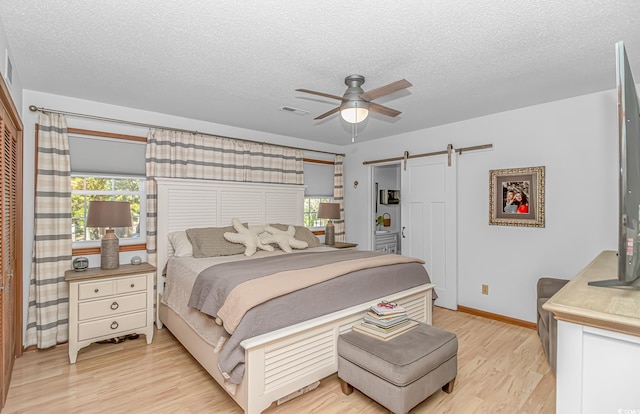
[1,1,640,145]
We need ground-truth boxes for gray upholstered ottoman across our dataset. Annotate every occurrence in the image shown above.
[337,322,457,414]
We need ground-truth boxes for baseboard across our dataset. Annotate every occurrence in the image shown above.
[456,305,536,330]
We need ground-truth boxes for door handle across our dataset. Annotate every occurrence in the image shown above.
[402,227,406,238]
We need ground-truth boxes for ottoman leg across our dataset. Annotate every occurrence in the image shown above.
[339,377,354,395]
[442,377,456,394]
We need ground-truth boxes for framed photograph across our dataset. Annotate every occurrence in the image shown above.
[489,166,545,227]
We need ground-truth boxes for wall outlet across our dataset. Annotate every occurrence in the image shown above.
[481,284,489,295]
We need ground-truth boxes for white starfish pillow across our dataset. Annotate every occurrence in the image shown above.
[261,225,308,253]
[224,218,274,256]
[249,224,268,236]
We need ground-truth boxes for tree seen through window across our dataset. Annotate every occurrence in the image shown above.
[71,175,145,243]
[304,197,332,228]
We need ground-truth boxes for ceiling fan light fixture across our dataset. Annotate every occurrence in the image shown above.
[340,101,369,124]
[297,74,410,127]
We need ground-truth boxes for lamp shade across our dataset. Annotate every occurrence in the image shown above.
[318,202,340,220]
[86,200,132,228]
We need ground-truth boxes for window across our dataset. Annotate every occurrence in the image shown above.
[304,197,333,228]
[303,160,334,229]
[71,174,146,246]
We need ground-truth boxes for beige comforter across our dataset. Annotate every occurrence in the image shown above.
[217,253,425,333]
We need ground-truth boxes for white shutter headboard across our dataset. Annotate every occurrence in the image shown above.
[155,177,305,297]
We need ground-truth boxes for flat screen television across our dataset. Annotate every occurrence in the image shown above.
[590,41,640,289]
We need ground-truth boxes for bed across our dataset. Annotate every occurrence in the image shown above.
[154,178,435,414]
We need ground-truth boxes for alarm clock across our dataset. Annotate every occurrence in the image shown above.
[131,256,142,265]
[72,257,89,271]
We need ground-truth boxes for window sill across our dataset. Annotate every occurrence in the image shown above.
[72,243,146,256]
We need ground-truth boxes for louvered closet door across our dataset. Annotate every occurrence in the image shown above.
[0,113,18,407]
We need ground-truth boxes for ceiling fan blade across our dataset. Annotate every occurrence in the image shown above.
[295,89,344,101]
[369,102,401,118]
[314,107,341,120]
[360,79,412,102]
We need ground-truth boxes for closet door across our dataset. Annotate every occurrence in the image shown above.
[1,116,15,406]
[0,78,23,408]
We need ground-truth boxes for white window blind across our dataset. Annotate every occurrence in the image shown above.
[303,162,333,196]
[69,136,146,175]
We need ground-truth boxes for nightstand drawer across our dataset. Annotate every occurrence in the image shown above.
[116,275,147,294]
[78,280,114,300]
[78,292,147,321]
[78,311,147,341]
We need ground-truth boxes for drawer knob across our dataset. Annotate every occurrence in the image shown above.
[110,302,119,310]
[130,283,135,288]
[94,288,99,293]
[110,321,119,330]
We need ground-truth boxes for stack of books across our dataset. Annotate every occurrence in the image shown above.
[352,301,419,341]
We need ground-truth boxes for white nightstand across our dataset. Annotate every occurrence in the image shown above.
[65,263,156,363]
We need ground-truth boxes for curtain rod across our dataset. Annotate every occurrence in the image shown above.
[362,143,493,165]
[28,105,345,157]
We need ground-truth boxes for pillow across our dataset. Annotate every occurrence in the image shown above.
[186,225,247,258]
[168,231,193,257]
[261,225,308,253]
[224,218,275,256]
[270,224,321,248]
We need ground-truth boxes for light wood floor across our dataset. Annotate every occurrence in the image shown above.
[3,307,555,413]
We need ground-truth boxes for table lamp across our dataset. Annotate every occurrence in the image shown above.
[87,200,132,270]
[318,202,340,245]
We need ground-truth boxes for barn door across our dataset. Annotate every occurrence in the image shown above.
[401,152,458,309]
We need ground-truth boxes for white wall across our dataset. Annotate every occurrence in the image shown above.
[343,89,619,322]
[18,85,621,330]
[20,90,343,337]
[0,17,22,110]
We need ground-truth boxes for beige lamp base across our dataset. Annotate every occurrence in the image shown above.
[101,229,120,270]
[325,221,335,246]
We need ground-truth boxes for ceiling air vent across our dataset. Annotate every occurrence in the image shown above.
[279,106,310,116]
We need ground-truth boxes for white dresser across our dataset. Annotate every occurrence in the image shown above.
[65,262,156,363]
[375,232,398,253]
[543,251,640,413]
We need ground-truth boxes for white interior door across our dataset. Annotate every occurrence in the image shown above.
[401,153,458,310]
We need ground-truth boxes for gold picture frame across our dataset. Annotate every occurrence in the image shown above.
[489,166,545,227]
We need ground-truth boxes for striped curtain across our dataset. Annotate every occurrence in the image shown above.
[333,155,345,242]
[25,113,72,348]
[245,142,304,184]
[145,129,304,267]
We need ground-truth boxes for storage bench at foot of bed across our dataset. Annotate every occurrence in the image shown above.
[337,322,458,414]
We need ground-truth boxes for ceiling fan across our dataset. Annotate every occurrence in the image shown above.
[296,75,412,124]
